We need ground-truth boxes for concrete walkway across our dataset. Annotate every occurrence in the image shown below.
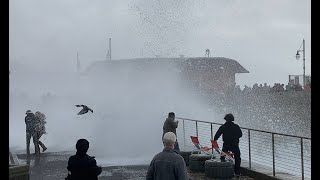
[16,152,255,180]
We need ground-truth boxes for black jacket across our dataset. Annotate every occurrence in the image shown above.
[25,113,36,134]
[67,153,102,180]
[214,121,242,145]
[163,117,178,137]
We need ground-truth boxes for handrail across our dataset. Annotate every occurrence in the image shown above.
[176,117,311,140]
[9,151,15,164]
[177,116,311,180]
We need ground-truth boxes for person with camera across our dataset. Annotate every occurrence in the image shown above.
[163,112,180,154]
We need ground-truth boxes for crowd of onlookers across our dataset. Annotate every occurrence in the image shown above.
[233,82,311,94]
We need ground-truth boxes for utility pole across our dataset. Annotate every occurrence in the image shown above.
[303,39,305,88]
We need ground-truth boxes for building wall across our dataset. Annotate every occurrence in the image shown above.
[85,59,242,95]
[181,68,236,94]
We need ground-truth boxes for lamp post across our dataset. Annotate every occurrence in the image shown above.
[295,39,305,88]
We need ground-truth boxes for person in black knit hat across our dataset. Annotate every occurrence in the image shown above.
[212,113,242,176]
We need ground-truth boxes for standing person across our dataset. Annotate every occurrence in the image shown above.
[34,111,47,154]
[67,139,102,180]
[25,110,37,155]
[212,113,242,176]
[163,112,180,154]
[146,132,189,180]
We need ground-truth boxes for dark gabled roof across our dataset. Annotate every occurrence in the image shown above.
[182,57,249,73]
[83,57,249,75]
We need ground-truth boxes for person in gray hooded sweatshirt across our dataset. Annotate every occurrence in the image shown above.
[146,132,189,180]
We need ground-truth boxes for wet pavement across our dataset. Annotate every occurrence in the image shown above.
[16,152,254,180]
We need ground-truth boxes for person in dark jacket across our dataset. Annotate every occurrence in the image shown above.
[67,139,102,180]
[212,113,242,175]
[146,132,189,180]
[25,110,37,155]
[163,112,180,154]
[34,111,47,154]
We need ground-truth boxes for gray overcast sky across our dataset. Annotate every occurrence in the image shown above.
[9,0,311,87]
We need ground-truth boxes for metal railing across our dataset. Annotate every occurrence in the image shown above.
[176,117,311,180]
[9,148,19,165]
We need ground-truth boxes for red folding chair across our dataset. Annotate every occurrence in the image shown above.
[190,136,212,155]
[211,139,234,162]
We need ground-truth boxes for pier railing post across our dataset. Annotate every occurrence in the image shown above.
[272,133,275,177]
[248,129,251,169]
[183,119,186,150]
[196,121,198,137]
[301,138,304,180]
[211,123,213,154]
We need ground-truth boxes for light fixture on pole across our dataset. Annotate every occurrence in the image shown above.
[295,39,305,88]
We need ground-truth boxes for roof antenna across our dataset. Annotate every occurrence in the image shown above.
[77,51,80,73]
[106,37,112,61]
[205,49,210,57]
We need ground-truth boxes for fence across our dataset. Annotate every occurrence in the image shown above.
[176,117,311,180]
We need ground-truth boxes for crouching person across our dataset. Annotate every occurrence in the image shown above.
[66,139,102,180]
[146,132,189,180]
